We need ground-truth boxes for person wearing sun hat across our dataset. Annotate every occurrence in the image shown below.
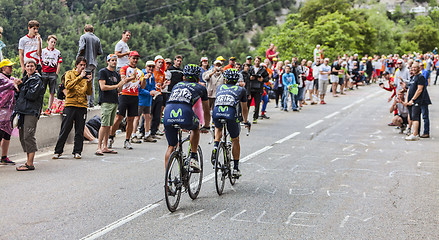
[216,56,226,66]
[136,60,158,142]
[0,59,22,165]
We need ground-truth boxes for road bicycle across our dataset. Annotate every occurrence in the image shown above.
[213,119,250,195]
[164,125,203,212]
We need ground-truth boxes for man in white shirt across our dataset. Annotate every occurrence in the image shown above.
[318,58,331,104]
[115,30,131,72]
[18,20,42,76]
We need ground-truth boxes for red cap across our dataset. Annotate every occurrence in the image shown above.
[129,51,140,57]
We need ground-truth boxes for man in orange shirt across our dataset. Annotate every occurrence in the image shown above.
[151,55,169,139]
[109,51,145,149]
[223,57,236,70]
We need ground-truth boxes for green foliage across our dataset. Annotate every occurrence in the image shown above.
[1,0,294,76]
[258,0,439,61]
[405,15,439,52]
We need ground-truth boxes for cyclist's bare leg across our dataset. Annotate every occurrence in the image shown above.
[190,129,200,153]
[214,127,222,142]
[231,136,240,160]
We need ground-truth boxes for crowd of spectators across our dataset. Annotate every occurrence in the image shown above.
[0,21,434,171]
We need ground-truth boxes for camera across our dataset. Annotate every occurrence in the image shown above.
[83,70,92,79]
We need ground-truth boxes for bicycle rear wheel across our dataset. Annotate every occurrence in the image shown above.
[214,143,226,195]
[188,145,203,199]
[164,151,182,212]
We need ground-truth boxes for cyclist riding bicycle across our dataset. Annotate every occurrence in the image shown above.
[163,64,211,171]
[212,68,250,177]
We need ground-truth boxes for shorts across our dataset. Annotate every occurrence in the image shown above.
[0,129,11,141]
[213,118,240,139]
[138,105,151,115]
[339,77,344,85]
[408,104,421,122]
[117,95,139,117]
[305,80,314,91]
[163,103,199,146]
[19,115,38,153]
[313,78,319,90]
[41,72,58,94]
[319,80,329,95]
[101,102,118,126]
[330,75,339,84]
[212,106,240,138]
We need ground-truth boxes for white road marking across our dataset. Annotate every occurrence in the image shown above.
[354,98,365,104]
[342,103,355,110]
[305,120,324,129]
[211,210,226,220]
[275,132,301,144]
[241,146,273,163]
[80,203,160,240]
[324,111,340,119]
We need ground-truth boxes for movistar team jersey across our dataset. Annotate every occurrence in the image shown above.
[213,84,247,121]
[167,81,208,106]
[214,84,247,107]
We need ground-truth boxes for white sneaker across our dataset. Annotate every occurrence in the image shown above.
[89,139,98,144]
[52,153,62,159]
[124,140,133,149]
[74,153,82,159]
[405,134,419,141]
[136,131,144,139]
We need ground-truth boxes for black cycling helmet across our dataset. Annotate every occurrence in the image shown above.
[223,68,240,84]
[183,64,201,82]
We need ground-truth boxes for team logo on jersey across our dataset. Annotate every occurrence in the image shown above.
[220,85,238,91]
[218,106,229,112]
[170,108,183,118]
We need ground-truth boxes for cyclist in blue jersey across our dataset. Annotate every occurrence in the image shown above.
[163,64,211,171]
[212,69,250,177]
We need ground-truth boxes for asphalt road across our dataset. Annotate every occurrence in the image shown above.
[1,83,438,240]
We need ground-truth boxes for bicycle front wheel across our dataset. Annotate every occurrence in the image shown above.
[214,143,227,195]
[164,151,182,212]
[188,145,203,199]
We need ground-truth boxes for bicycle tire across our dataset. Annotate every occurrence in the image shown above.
[215,143,226,195]
[188,145,203,199]
[164,151,182,212]
[228,147,236,186]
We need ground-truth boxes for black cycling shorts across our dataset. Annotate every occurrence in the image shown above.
[213,106,240,139]
[163,103,199,146]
